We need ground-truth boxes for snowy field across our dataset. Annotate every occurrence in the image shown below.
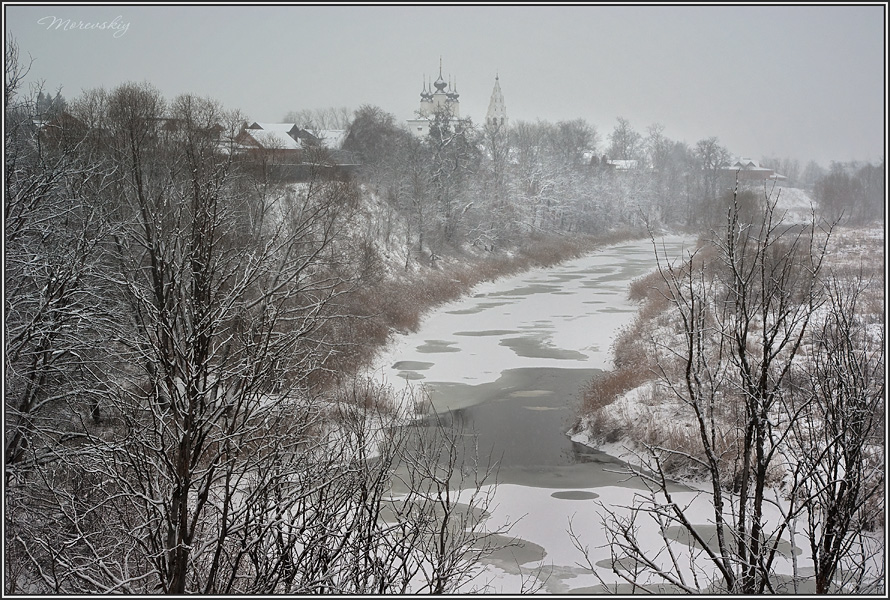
[772,185,819,223]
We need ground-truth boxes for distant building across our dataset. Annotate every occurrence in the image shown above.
[237,122,302,151]
[722,157,787,184]
[239,122,347,151]
[235,122,358,181]
[235,122,357,165]
[605,159,639,171]
[486,74,507,129]
[406,61,509,139]
[406,58,463,137]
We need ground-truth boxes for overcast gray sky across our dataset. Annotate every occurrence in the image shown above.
[5,3,886,166]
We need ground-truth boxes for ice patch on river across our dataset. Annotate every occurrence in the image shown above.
[371,235,694,407]
[458,481,815,593]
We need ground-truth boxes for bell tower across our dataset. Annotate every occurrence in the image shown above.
[486,73,507,129]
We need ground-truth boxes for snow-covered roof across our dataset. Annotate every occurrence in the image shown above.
[247,122,299,134]
[730,157,770,170]
[243,124,346,150]
[240,129,302,150]
[607,159,638,170]
[312,129,347,149]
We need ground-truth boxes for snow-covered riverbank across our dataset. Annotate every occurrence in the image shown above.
[566,221,885,594]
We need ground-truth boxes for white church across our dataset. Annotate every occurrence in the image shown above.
[407,60,507,137]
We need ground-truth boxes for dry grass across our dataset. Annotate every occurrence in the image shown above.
[627,269,666,303]
[332,377,397,415]
[582,379,786,487]
[318,232,639,379]
[580,268,669,419]
[579,224,885,492]
[582,367,646,415]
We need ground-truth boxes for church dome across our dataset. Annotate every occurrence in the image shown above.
[448,78,459,100]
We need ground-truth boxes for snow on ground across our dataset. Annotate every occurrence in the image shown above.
[740,185,819,224]
[774,186,816,209]
[565,221,885,592]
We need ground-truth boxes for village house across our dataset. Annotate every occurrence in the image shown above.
[235,122,359,181]
[721,157,788,184]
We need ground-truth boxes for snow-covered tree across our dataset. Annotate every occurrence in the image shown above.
[608,117,643,162]
[5,75,501,594]
[580,188,883,594]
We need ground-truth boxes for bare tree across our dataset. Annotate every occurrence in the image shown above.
[283,106,352,131]
[574,187,883,594]
[607,116,643,162]
[84,85,369,593]
[343,104,411,169]
[425,106,481,248]
[473,115,516,248]
[784,273,885,593]
[645,124,693,224]
[4,38,115,471]
[5,77,506,594]
[547,118,598,168]
[693,136,731,225]
[815,160,885,226]
[800,159,826,190]
[507,120,550,231]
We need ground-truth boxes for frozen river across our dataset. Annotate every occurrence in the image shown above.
[371,236,698,592]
